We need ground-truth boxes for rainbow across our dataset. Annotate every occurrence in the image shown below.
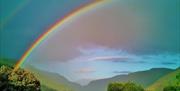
[1,0,31,28]
[14,0,108,71]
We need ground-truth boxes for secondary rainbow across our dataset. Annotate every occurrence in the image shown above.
[14,0,107,71]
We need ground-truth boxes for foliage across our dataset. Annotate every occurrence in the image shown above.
[176,72,180,85]
[0,65,41,91]
[163,73,180,91]
[107,82,144,91]
[41,85,57,91]
[108,82,124,91]
[163,85,180,91]
[147,68,180,91]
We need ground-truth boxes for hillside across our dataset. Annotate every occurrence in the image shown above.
[25,66,173,91]
[0,58,62,91]
[0,58,15,67]
[79,68,173,91]
[25,65,81,91]
[0,58,176,91]
[147,67,180,91]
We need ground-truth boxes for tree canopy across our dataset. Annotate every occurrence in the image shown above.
[108,82,144,91]
[0,65,41,91]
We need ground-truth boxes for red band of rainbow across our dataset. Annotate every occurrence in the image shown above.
[14,0,107,71]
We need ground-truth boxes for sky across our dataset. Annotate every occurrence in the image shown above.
[0,0,92,59]
[1,0,180,85]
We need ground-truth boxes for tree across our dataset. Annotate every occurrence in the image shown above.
[123,82,144,91]
[108,82,124,91]
[107,82,144,91]
[0,65,41,91]
[163,86,180,91]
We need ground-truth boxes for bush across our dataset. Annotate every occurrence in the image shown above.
[0,65,41,91]
[107,82,144,91]
[108,82,124,91]
[163,73,180,91]
[163,86,180,91]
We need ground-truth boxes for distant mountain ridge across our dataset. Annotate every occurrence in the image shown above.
[79,68,173,91]
[25,65,81,91]
[26,65,174,91]
[0,59,175,91]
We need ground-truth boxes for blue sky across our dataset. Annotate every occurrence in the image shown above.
[0,0,92,59]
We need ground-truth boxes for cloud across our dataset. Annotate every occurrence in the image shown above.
[87,56,147,64]
[77,46,148,64]
[161,62,177,65]
[76,67,96,74]
[87,56,130,61]
[73,46,131,62]
[113,71,131,74]
[78,45,127,56]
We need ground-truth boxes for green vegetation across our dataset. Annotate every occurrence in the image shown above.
[0,58,15,67]
[82,68,173,91]
[162,71,180,91]
[25,65,76,91]
[163,85,180,91]
[1,58,178,91]
[41,85,57,91]
[147,68,180,91]
[108,82,144,91]
[0,65,41,91]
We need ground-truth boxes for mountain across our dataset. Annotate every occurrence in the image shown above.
[79,68,173,91]
[147,67,180,91]
[0,59,175,91]
[25,65,81,91]
[25,65,174,91]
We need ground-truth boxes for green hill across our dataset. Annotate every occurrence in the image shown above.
[147,67,180,91]
[0,58,60,91]
[80,68,173,91]
[0,58,16,67]
[25,65,174,91]
[0,58,176,91]
[25,65,81,91]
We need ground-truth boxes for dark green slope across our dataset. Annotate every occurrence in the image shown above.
[25,65,81,91]
[0,58,16,66]
[81,68,173,91]
[0,59,175,91]
[147,68,180,91]
[25,66,174,91]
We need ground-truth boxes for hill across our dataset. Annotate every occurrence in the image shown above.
[25,66,173,91]
[0,58,59,91]
[25,65,81,91]
[0,58,16,67]
[80,68,173,91]
[147,67,180,91]
[0,58,175,91]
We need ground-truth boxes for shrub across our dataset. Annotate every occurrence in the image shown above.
[108,82,124,91]
[163,86,180,91]
[0,65,41,91]
[107,82,144,91]
[123,82,144,91]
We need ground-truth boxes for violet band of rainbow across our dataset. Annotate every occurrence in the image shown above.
[13,0,108,71]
